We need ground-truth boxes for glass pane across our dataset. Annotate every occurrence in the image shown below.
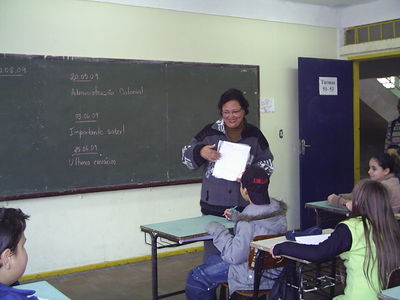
[382,23,394,39]
[345,29,355,45]
[358,27,369,43]
[369,25,380,41]
[396,21,400,37]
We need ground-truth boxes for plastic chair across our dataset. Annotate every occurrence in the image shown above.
[387,267,400,289]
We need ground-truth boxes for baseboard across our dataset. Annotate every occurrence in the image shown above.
[21,246,204,282]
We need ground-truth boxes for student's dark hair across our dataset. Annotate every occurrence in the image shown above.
[218,88,249,115]
[388,144,400,151]
[370,153,399,174]
[388,144,400,156]
[0,207,29,258]
[351,179,400,291]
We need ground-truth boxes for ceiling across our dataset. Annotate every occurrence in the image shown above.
[285,0,377,7]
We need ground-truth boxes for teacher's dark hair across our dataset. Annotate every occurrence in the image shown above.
[218,88,249,115]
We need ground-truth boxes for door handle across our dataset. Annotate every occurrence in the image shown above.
[300,139,311,155]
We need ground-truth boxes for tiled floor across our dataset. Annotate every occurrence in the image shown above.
[25,250,343,299]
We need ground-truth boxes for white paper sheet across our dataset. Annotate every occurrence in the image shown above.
[295,233,331,245]
[212,141,250,181]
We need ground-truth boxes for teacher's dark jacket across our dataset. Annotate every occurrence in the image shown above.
[181,119,273,216]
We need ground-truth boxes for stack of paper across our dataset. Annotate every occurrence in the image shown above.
[295,233,331,245]
[212,141,250,181]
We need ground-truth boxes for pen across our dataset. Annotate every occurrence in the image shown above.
[222,206,238,219]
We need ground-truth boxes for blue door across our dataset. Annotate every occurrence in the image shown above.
[298,57,354,229]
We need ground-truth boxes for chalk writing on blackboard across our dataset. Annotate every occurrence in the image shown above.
[74,112,99,123]
[0,65,27,76]
[0,53,259,200]
[69,73,100,82]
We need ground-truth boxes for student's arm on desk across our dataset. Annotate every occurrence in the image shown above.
[271,224,352,263]
[327,192,352,207]
[206,221,252,264]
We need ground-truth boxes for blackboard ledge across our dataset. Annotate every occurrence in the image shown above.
[0,179,202,201]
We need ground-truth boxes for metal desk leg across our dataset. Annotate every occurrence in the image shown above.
[330,257,337,298]
[252,250,265,300]
[297,263,305,300]
[151,232,159,300]
[313,208,321,227]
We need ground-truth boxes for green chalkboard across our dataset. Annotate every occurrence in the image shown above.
[0,54,259,200]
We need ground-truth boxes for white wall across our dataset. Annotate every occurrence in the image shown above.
[92,0,400,32]
[1,0,337,275]
[92,0,400,49]
[90,0,340,27]
[338,0,400,28]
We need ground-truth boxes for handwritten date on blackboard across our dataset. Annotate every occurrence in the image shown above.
[70,72,99,82]
[0,66,27,76]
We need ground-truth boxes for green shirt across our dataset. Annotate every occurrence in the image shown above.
[335,217,380,300]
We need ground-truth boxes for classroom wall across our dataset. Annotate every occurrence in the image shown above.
[0,0,337,275]
[92,0,340,27]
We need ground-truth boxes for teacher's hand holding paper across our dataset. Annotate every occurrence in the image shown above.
[200,144,221,162]
[212,141,250,181]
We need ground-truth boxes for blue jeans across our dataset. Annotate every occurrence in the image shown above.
[203,240,220,262]
[186,254,230,300]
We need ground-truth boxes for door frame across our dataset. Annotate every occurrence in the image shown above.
[348,50,400,184]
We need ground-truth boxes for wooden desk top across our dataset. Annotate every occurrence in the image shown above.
[250,228,334,264]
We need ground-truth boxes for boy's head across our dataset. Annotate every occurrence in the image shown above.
[240,166,270,205]
[387,144,400,157]
[0,207,30,285]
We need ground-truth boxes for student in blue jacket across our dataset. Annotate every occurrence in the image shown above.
[0,207,38,300]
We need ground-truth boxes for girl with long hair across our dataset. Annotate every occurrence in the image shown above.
[271,180,400,299]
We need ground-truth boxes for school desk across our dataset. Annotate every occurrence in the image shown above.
[250,229,336,300]
[379,286,400,300]
[140,215,234,300]
[306,201,400,227]
[14,280,71,300]
[305,200,350,227]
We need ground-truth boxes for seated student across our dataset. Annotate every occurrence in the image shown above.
[270,179,400,300]
[328,153,400,213]
[185,166,287,300]
[0,207,37,300]
[387,144,400,181]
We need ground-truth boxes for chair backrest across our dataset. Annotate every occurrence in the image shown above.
[387,267,400,289]
[248,233,286,270]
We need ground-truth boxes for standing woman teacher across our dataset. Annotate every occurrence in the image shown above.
[182,88,274,259]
